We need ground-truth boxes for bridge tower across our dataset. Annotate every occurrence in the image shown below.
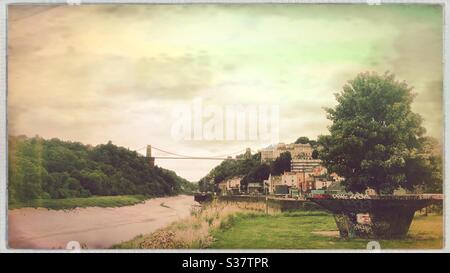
[146,145,155,167]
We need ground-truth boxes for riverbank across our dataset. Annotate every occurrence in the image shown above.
[8,195,197,249]
[113,200,267,249]
[9,195,150,210]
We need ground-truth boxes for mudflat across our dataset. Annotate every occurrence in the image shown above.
[8,195,197,249]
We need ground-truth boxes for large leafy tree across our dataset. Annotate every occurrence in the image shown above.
[318,72,441,194]
[270,151,292,176]
[241,164,271,186]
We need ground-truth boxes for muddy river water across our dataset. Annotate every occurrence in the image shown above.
[8,195,198,249]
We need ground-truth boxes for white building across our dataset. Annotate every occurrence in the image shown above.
[260,143,313,162]
[291,159,323,173]
[281,172,299,187]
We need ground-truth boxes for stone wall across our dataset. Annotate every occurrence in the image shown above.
[217,195,322,212]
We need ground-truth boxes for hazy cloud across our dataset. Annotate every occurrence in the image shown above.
[8,4,443,181]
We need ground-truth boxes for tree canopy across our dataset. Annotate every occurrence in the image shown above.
[270,151,292,176]
[294,136,318,148]
[295,137,310,144]
[198,153,262,191]
[241,163,271,186]
[199,150,293,192]
[8,135,197,202]
[318,72,442,194]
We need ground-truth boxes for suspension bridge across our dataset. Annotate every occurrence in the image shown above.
[134,145,257,166]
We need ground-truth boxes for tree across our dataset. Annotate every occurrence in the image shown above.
[295,136,310,144]
[8,135,193,201]
[424,155,443,193]
[200,152,261,189]
[311,149,319,159]
[318,72,440,194]
[295,136,318,148]
[9,138,46,201]
[405,137,442,194]
[270,151,292,176]
[241,164,271,187]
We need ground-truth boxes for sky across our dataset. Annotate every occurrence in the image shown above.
[8,4,443,181]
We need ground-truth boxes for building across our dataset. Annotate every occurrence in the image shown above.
[227,176,242,194]
[260,143,313,162]
[218,181,228,195]
[258,143,347,194]
[281,172,300,187]
[217,176,242,195]
[291,159,323,173]
[265,174,282,194]
[247,182,263,195]
[297,171,314,192]
[277,171,329,194]
[290,160,323,192]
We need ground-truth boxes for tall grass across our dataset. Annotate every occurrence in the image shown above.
[113,200,273,249]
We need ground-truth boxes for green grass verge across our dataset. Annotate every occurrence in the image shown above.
[8,195,150,210]
[211,211,443,249]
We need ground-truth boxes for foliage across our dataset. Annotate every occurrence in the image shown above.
[318,72,442,194]
[198,153,261,191]
[270,151,292,176]
[199,150,294,191]
[8,135,197,202]
[294,136,310,144]
[200,143,323,190]
[295,136,319,159]
[294,136,318,148]
[241,164,271,188]
[311,149,319,159]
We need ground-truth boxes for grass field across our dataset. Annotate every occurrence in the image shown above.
[9,195,149,210]
[211,211,443,250]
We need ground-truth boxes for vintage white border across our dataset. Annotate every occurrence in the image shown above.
[0,0,448,253]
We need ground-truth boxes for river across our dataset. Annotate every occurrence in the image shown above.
[8,195,198,249]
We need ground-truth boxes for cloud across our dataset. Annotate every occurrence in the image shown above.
[7,4,443,181]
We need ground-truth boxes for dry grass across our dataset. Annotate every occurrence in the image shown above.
[112,200,272,249]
